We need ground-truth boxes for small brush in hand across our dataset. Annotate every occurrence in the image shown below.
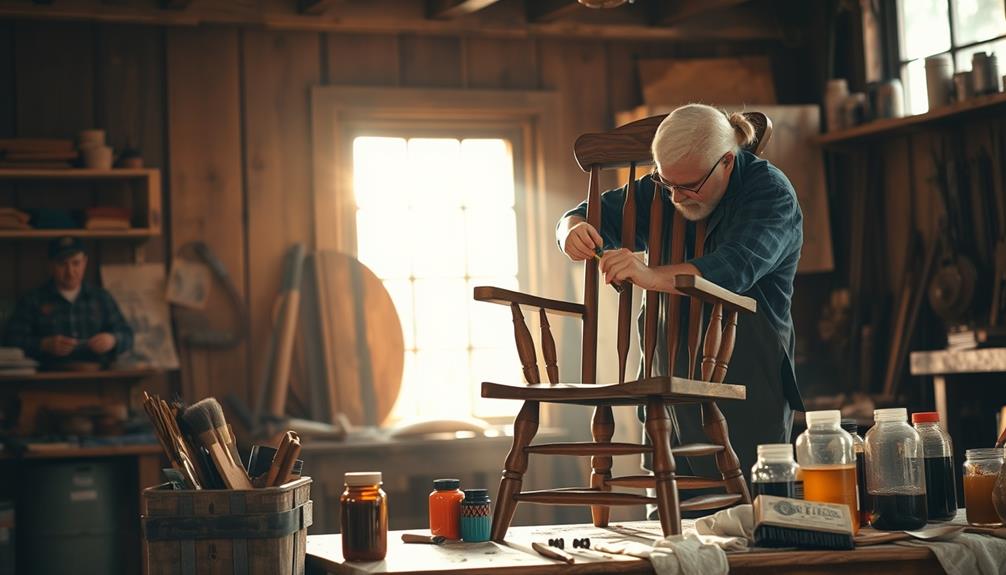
[593,247,626,293]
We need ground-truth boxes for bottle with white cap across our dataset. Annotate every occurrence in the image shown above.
[795,410,859,533]
[865,408,928,530]
[751,443,799,499]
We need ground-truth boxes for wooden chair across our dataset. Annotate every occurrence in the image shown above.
[473,111,773,541]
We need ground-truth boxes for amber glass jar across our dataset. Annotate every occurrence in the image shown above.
[340,472,388,561]
[429,478,463,540]
[964,448,1004,526]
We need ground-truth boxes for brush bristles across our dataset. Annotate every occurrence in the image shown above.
[180,403,216,436]
[191,397,228,429]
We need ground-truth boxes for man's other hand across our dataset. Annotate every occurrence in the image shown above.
[41,335,77,356]
[561,221,603,261]
[87,333,117,354]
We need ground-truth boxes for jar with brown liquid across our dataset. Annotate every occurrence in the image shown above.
[341,471,388,561]
[964,448,1004,526]
[796,410,860,533]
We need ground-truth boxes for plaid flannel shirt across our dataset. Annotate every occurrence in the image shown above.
[3,281,134,361]
[561,150,804,409]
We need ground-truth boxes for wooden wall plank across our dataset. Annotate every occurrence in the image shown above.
[399,34,463,87]
[0,21,13,312]
[95,24,167,265]
[326,32,400,86]
[242,28,320,417]
[464,37,538,89]
[13,21,96,296]
[166,26,247,403]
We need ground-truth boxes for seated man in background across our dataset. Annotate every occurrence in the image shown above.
[4,236,133,368]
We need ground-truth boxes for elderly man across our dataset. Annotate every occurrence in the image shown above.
[556,104,804,491]
[4,236,133,367]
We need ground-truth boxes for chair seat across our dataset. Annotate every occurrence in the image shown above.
[481,376,745,406]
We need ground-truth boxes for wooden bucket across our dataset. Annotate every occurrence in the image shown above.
[142,477,312,575]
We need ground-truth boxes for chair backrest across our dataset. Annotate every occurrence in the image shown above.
[570,111,771,386]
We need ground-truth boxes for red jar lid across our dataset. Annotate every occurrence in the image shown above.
[911,411,940,423]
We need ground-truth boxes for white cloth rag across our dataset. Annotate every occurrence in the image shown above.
[693,503,754,547]
[898,532,1006,575]
[595,534,728,575]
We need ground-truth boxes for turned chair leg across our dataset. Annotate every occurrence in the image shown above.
[491,400,540,541]
[589,405,615,527]
[645,398,681,536]
[702,401,751,503]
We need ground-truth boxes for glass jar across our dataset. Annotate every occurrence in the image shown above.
[429,478,464,540]
[841,419,870,527]
[340,471,388,561]
[912,411,958,521]
[795,410,859,533]
[460,489,492,542]
[751,443,798,499]
[864,408,927,530]
[964,448,1004,526]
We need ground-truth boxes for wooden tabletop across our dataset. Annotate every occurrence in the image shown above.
[306,520,943,575]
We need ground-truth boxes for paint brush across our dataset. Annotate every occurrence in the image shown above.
[531,541,575,564]
[180,404,253,490]
[593,247,626,293]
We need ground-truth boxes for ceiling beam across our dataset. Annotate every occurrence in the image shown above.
[655,0,748,26]
[427,0,501,19]
[526,0,581,23]
[299,0,342,16]
[160,0,191,9]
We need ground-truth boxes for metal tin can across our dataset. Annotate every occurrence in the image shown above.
[460,489,491,542]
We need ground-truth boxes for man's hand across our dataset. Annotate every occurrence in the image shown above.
[87,333,117,354]
[599,249,657,290]
[560,220,603,261]
[41,335,77,357]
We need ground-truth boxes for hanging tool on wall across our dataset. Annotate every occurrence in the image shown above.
[171,241,248,349]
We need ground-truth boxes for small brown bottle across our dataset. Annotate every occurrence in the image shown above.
[341,471,388,561]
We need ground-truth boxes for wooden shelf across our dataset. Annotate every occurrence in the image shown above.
[0,443,162,460]
[0,168,157,180]
[0,228,157,239]
[816,91,1006,146]
[0,368,163,383]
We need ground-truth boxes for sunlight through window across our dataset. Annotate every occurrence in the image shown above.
[353,136,521,421]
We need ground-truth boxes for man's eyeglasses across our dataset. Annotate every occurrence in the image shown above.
[650,152,729,196]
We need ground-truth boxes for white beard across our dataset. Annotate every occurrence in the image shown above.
[673,200,714,221]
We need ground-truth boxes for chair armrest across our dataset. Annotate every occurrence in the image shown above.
[473,286,586,318]
[672,275,757,314]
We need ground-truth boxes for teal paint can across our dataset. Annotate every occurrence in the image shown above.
[459,489,491,542]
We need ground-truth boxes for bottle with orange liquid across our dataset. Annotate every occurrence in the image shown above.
[796,410,860,533]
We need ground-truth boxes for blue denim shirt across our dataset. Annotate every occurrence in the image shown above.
[561,150,804,409]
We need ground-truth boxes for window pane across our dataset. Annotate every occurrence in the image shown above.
[356,208,413,278]
[461,139,515,208]
[468,276,520,349]
[466,208,519,277]
[898,0,951,60]
[412,208,467,277]
[353,137,407,210]
[902,59,931,115]
[383,278,415,350]
[471,347,523,418]
[953,0,1006,45]
[407,138,462,207]
[415,349,472,418]
[388,351,420,421]
[413,278,469,349]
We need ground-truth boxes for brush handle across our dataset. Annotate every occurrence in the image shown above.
[271,435,301,487]
[265,431,298,487]
[216,423,244,472]
[532,542,574,564]
[198,430,253,490]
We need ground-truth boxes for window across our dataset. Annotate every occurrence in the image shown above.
[352,135,521,421]
[898,0,1006,114]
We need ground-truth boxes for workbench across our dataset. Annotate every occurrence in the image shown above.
[305,519,949,575]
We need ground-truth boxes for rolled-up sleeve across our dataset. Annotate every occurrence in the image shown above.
[690,185,802,294]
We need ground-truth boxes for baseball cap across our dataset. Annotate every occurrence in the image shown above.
[48,236,85,261]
